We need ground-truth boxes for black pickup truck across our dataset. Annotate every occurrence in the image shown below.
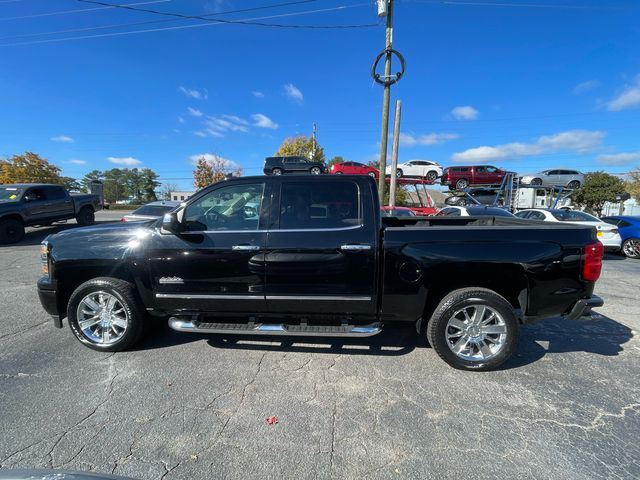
[0,184,102,244]
[37,175,604,370]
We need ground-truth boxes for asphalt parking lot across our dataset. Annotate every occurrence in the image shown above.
[1,211,639,479]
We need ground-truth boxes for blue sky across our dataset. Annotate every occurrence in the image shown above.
[1,0,639,190]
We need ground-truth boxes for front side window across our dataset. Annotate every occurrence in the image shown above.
[279,181,360,230]
[184,183,265,231]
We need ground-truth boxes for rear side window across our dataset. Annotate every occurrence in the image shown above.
[132,205,174,216]
[279,181,360,230]
[45,186,67,200]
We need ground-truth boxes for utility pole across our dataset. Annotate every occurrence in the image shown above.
[312,122,317,160]
[389,99,402,207]
[377,0,394,204]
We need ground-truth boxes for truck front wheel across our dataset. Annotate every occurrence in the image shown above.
[0,218,25,244]
[67,277,146,352]
[426,288,519,371]
[76,207,95,226]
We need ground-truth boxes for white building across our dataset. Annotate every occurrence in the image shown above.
[169,191,195,202]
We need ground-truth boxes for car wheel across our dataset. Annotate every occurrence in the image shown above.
[272,168,283,175]
[0,218,25,244]
[455,179,469,190]
[310,167,321,175]
[76,206,95,226]
[567,180,581,189]
[335,171,343,174]
[368,171,376,178]
[530,178,542,186]
[622,238,640,259]
[67,277,146,352]
[396,169,403,178]
[426,288,519,371]
[426,170,438,181]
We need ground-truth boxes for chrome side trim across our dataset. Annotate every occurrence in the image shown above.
[266,295,371,301]
[340,244,372,251]
[156,293,264,300]
[179,224,364,234]
[231,245,261,251]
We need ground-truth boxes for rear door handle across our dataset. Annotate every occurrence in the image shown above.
[341,244,372,251]
[232,245,261,251]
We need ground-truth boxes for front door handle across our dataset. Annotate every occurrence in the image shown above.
[232,245,261,251]
[341,244,372,251]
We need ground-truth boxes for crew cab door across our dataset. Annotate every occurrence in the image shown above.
[21,187,51,223]
[264,177,378,316]
[43,186,74,219]
[148,180,270,314]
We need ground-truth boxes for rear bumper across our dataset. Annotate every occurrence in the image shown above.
[37,276,62,328]
[564,295,604,320]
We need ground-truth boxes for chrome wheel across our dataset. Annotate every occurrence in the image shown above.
[445,305,507,361]
[623,238,640,259]
[76,291,129,345]
[426,170,438,181]
[310,167,321,175]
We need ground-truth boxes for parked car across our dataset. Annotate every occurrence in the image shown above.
[263,156,327,176]
[331,161,378,178]
[445,188,499,207]
[37,175,604,371]
[0,184,102,244]
[385,160,442,181]
[120,200,181,223]
[441,165,507,190]
[601,215,640,259]
[380,206,416,217]
[436,206,516,217]
[520,169,584,189]
[515,209,621,251]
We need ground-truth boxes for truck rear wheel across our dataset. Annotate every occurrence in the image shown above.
[67,277,146,352]
[0,218,25,244]
[76,207,95,226]
[426,288,519,371]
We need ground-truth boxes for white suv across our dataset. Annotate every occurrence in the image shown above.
[385,160,443,181]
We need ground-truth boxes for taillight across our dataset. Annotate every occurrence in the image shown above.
[582,242,604,281]
[120,217,127,222]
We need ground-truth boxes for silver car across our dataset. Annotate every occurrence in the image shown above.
[120,200,181,223]
[520,169,584,189]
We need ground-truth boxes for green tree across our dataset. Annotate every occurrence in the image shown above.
[572,172,625,216]
[103,168,130,203]
[626,168,640,203]
[139,168,160,202]
[80,170,104,193]
[0,152,67,184]
[328,156,345,168]
[275,135,325,163]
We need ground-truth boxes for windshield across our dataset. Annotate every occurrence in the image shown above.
[131,204,176,216]
[0,187,23,202]
[551,210,600,222]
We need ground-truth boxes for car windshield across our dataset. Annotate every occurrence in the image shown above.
[0,186,23,202]
[551,210,600,222]
[131,204,176,216]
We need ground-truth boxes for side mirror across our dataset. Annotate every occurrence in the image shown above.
[162,212,184,234]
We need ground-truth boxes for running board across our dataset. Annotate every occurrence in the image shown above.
[168,317,382,337]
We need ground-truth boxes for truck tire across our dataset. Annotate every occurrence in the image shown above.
[0,218,25,244]
[272,168,283,175]
[76,207,95,226]
[455,178,469,190]
[622,238,640,259]
[67,277,146,352]
[426,288,519,371]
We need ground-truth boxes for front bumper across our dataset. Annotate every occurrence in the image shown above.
[564,295,604,320]
[37,276,62,328]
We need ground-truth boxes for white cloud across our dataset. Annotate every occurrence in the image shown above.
[252,113,278,129]
[178,86,208,100]
[400,132,460,147]
[107,156,142,166]
[451,105,478,120]
[283,83,303,103]
[51,135,74,143]
[607,75,640,111]
[452,130,605,163]
[193,131,209,138]
[189,153,240,171]
[177,116,185,124]
[187,107,203,117]
[66,159,86,165]
[573,79,600,94]
[596,151,640,166]
[194,114,250,138]
[252,91,265,98]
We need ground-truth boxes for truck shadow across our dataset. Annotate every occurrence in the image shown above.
[137,315,633,367]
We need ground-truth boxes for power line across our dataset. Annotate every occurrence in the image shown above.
[0,0,170,21]
[0,0,319,40]
[75,0,379,29]
[0,3,377,46]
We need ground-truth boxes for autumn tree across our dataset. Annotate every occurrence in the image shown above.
[275,135,325,163]
[572,172,625,216]
[193,156,241,189]
[0,152,68,185]
[626,168,640,203]
[327,156,345,168]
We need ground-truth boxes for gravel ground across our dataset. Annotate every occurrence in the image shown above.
[1,212,639,479]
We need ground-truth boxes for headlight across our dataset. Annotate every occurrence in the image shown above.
[40,240,49,275]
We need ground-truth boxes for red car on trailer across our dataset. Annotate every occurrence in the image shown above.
[330,161,379,178]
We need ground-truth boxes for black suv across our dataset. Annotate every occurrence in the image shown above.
[263,156,327,175]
